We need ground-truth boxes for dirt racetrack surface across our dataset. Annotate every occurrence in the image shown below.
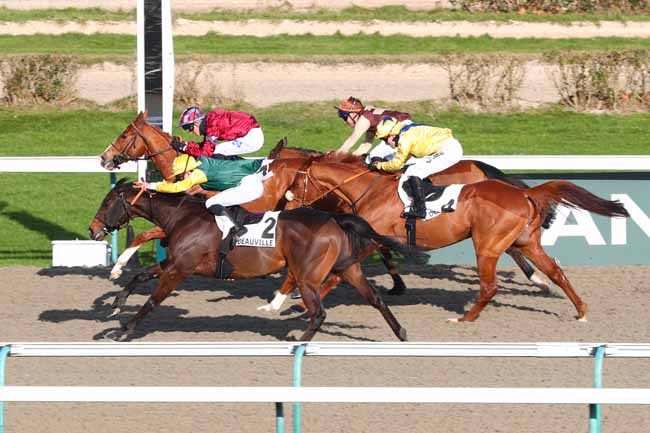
[1,263,649,433]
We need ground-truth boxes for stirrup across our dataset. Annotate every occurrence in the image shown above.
[231,224,248,239]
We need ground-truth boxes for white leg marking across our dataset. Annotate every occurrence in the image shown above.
[257,292,289,312]
[110,246,139,280]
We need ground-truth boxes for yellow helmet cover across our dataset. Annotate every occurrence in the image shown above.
[172,154,202,176]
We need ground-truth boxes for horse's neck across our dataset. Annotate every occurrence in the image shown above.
[246,160,303,211]
[132,195,183,229]
[143,125,176,181]
[315,164,398,210]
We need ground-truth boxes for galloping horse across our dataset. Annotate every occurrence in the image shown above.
[283,153,629,322]
[99,113,549,305]
[89,180,411,341]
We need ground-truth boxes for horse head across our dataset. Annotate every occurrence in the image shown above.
[88,180,139,241]
[99,111,178,181]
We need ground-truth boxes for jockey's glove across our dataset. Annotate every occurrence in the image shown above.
[171,136,186,152]
[368,161,380,172]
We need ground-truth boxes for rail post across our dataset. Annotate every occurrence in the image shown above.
[292,344,307,433]
[109,172,119,264]
[0,345,10,433]
[589,345,606,433]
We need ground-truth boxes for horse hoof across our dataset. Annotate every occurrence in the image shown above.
[101,329,122,341]
[530,272,551,292]
[109,270,122,280]
[446,317,460,323]
[290,304,305,313]
[107,308,121,319]
[257,304,273,312]
[578,316,588,322]
[398,328,408,341]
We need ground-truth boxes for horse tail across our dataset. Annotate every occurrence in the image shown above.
[527,181,629,224]
[331,214,422,271]
[474,160,557,229]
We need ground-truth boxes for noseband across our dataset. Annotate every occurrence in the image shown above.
[96,192,135,235]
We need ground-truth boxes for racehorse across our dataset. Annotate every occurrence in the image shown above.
[98,113,414,301]
[88,180,411,341]
[99,113,550,307]
[283,153,629,322]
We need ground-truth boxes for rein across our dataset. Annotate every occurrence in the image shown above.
[301,168,370,207]
[110,121,176,166]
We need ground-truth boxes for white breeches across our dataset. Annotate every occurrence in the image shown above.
[205,173,265,208]
[364,140,395,164]
[214,127,264,156]
[397,137,463,206]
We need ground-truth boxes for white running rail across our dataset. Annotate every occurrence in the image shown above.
[0,155,649,173]
[1,342,650,404]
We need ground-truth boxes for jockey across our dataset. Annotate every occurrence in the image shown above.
[134,153,265,238]
[369,116,464,219]
[171,106,264,158]
[335,96,411,157]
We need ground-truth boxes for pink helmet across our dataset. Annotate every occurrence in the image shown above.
[179,106,205,129]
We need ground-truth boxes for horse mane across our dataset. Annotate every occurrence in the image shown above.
[289,146,323,155]
[318,151,365,165]
[144,122,171,140]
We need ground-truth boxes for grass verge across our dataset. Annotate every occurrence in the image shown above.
[2,34,650,61]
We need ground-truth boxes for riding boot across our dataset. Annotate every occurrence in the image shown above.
[405,176,427,219]
[207,204,248,238]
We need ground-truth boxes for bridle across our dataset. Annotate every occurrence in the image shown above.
[108,122,177,167]
[295,167,382,215]
[95,192,136,235]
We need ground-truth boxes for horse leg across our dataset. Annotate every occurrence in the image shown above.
[106,263,187,341]
[450,255,499,322]
[110,227,166,280]
[506,248,550,293]
[513,244,587,321]
[108,263,163,318]
[283,273,343,315]
[339,263,407,341]
[257,272,297,312]
[379,246,407,295]
[296,282,326,341]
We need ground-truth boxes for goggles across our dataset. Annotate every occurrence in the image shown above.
[337,109,350,121]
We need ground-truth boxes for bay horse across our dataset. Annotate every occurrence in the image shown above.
[283,153,629,322]
[99,113,549,306]
[88,180,412,341]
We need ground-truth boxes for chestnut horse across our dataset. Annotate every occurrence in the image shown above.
[99,113,548,305]
[283,153,629,322]
[89,180,412,341]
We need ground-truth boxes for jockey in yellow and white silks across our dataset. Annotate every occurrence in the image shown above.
[369,116,463,219]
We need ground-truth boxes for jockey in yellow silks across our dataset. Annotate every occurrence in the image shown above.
[368,116,464,219]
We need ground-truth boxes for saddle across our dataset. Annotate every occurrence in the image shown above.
[402,180,447,203]
[215,206,268,279]
[228,206,266,226]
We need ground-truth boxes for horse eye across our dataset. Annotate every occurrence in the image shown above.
[120,134,127,139]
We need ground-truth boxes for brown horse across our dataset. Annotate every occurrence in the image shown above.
[283,153,629,322]
[100,114,548,304]
[89,180,412,341]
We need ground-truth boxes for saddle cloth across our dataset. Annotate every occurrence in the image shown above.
[403,182,464,221]
[216,210,281,247]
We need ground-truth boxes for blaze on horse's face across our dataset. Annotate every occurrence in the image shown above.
[88,181,132,241]
[99,114,149,171]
